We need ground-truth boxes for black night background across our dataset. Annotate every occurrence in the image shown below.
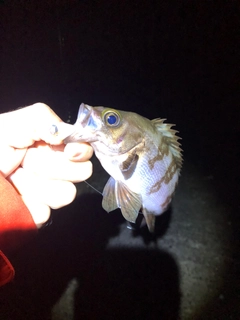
[0,1,239,319]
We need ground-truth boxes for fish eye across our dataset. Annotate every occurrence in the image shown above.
[103,110,121,127]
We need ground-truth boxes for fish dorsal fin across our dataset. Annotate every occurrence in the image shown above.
[151,118,183,170]
[102,177,142,223]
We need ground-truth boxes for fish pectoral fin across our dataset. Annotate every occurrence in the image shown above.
[102,177,118,212]
[116,181,142,223]
[119,141,144,180]
[142,208,156,233]
[119,152,139,180]
[120,150,138,171]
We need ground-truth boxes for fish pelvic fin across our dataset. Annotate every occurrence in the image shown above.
[102,177,118,212]
[115,181,142,223]
[151,118,183,170]
[102,177,142,224]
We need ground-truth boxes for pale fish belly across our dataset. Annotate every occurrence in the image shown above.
[95,147,179,215]
[95,151,136,183]
[125,151,179,215]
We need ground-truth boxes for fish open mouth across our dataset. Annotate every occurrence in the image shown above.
[77,103,92,128]
[64,103,93,143]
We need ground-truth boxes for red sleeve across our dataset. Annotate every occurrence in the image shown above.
[0,172,37,286]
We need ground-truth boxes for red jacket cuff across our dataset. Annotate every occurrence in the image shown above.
[0,171,37,286]
[0,250,15,286]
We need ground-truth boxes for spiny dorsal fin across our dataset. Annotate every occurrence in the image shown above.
[151,118,183,170]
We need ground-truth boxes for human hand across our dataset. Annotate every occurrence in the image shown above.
[0,103,93,227]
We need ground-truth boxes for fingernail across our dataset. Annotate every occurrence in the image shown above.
[50,122,75,140]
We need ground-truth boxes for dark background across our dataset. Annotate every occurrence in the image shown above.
[1,0,239,131]
[0,1,239,319]
[0,0,239,172]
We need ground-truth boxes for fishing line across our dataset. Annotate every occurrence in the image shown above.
[84,180,103,195]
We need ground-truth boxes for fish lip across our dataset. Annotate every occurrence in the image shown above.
[64,103,93,143]
[78,103,92,128]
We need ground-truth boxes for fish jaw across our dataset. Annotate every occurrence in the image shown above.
[66,103,145,156]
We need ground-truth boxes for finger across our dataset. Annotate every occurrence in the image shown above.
[0,145,27,177]
[8,167,77,209]
[22,144,93,182]
[21,195,51,228]
[64,142,93,161]
[0,103,75,148]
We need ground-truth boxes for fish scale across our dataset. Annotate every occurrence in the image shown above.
[65,103,183,232]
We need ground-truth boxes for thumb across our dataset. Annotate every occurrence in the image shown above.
[0,103,74,148]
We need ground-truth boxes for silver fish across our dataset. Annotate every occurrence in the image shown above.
[65,103,183,232]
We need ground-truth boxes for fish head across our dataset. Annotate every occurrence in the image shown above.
[65,103,144,155]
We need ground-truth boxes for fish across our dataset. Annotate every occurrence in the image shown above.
[65,103,183,232]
